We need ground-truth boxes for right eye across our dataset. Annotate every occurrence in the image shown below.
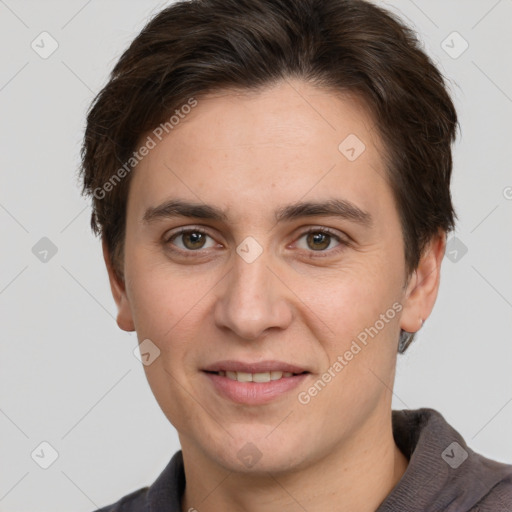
[165,228,218,252]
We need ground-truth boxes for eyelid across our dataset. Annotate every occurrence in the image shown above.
[164,226,219,251]
[292,226,350,254]
[164,225,210,242]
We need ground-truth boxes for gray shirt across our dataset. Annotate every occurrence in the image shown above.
[95,408,512,511]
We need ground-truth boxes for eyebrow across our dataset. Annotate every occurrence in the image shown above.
[142,198,373,227]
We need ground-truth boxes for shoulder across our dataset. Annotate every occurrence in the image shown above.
[92,487,148,512]
[91,450,184,512]
[387,408,512,511]
[471,472,512,511]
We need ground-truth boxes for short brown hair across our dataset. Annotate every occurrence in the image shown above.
[80,0,458,350]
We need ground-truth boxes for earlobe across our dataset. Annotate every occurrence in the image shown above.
[102,239,135,332]
[399,231,446,334]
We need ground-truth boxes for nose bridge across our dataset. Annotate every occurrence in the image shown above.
[214,243,292,339]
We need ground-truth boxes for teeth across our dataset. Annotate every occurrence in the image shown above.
[253,372,270,382]
[218,370,297,382]
[237,371,253,382]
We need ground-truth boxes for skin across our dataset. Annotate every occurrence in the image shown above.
[103,79,446,512]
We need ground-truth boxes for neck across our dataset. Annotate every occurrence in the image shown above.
[180,411,409,512]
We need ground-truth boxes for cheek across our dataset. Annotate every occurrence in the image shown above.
[125,254,223,372]
[295,263,392,335]
[124,249,197,343]
[292,261,402,394]
[297,270,400,416]
[128,267,204,419]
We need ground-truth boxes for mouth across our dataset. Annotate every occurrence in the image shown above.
[203,369,309,382]
[201,360,311,405]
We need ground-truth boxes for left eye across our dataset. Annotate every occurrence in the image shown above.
[296,229,342,251]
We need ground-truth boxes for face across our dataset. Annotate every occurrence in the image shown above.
[105,79,442,474]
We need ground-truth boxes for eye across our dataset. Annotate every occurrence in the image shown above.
[163,226,349,256]
[165,228,218,251]
[295,228,347,253]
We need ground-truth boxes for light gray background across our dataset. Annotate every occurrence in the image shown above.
[1,0,511,510]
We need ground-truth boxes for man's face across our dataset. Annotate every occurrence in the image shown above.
[113,80,415,473]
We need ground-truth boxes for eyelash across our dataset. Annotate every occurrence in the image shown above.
[164,226,350,257]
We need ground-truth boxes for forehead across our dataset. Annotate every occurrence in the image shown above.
[127,80,392,225]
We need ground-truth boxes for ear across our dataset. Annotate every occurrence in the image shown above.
[102,238,135,332]
[400,230,446,333]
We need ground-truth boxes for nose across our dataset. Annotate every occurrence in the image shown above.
[213,248,293,340]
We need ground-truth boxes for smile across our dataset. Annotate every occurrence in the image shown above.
[202,370,310,405]
[206,370,304,382]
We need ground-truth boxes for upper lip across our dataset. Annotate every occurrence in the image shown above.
[202,360,309,374]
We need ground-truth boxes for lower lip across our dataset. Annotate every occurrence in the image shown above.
[203,371,309,405]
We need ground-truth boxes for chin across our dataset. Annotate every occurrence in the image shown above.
[200,426,310,475]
